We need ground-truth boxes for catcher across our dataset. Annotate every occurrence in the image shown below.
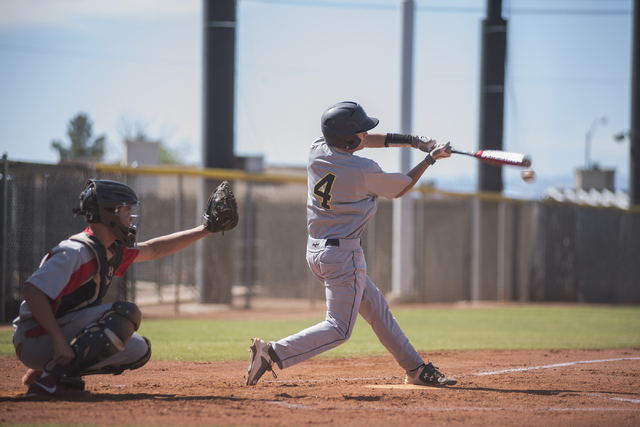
[13,178,238,398]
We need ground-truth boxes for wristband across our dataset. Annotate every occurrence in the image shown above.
[425,154,436,165]
[384,133,413,148]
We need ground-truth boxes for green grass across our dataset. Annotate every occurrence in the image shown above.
[2,305,639,361]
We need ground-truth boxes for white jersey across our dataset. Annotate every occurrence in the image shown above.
[306,137,411,239]
[271,136,424,372]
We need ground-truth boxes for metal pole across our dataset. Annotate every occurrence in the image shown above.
[1,153,8,322]
[470,197,481,302]
[196,178,205,304]
[200,0,237,303]
[243,181,254,309]
[174,174,183,314]
[392,0,415,299]
[477,0,507,192]
[585,116,607,170]
[400,0,414,141]
[630,0,640,205]
[497,201,506,301]
[202,0,236,169]
[585,130,591,170]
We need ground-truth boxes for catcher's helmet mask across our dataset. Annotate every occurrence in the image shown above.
[73,179,140,247]
[321,101,379,150]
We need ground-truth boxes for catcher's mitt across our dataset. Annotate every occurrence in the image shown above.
[202,181,239,234]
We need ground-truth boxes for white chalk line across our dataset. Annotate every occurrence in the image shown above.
[587,394,640,404]
[476,357,640,376]
[476,357,640,406]
[262,357,640,413]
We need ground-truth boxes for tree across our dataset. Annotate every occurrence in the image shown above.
[158,144,183,165]
[51,113,106,162]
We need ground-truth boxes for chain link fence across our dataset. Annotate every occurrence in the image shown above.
[1,157,639,323]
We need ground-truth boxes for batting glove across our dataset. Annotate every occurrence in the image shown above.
[411,135,436,153]
[429,142,452,160]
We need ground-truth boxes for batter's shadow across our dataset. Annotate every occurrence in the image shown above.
[452,386,639,397]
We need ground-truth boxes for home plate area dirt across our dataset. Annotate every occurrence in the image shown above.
[1,349,639,427]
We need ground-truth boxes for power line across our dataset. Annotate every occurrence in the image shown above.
[501,8,631,16]
[241,0,632,15]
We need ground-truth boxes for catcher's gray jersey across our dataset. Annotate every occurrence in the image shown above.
[13,231,147,371]
[306,137,411,239]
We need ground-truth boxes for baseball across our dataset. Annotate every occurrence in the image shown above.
[521,168,535,183]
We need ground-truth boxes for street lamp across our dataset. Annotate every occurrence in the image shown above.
[585,115,607,169]
[613,130,630,142]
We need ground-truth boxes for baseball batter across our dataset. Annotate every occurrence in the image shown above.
[246,101,457,387]
[13,179,238,398]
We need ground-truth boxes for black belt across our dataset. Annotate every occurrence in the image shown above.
[325,239,340,246]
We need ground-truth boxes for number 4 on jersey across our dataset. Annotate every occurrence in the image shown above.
[313,173,336,210]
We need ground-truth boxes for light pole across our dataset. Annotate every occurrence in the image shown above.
[585,115,607,170]
[613,130,631,142]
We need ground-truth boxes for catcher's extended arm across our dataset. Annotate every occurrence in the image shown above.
[202,181,239,234]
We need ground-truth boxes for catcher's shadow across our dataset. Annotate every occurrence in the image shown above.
[89,392,248,402]
[1,393,249,403]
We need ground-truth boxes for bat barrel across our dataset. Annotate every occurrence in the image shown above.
[450,146,532,167]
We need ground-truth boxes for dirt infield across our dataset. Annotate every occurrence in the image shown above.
[1,348,639,426]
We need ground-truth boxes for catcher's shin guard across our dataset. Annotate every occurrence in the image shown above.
[46,302,142,379]
[81,336,151,376]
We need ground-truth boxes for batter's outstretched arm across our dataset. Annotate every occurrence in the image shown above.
[363,133,387,148]
[135,225,211,262]
[395,158,431,198]
[364,133,436,152]
[395,142,452,198]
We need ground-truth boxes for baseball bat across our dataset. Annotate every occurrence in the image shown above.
[450,147,532,167]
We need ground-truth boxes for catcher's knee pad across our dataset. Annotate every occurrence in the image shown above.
[47,302,142,378]
[99,301,142,342]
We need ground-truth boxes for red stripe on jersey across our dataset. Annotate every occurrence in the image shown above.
[115,246,139,277]
[55,259,97,302]
[84,225,139,278]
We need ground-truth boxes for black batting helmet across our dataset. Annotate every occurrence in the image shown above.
[321,101,379,149]
[73,179,140,247]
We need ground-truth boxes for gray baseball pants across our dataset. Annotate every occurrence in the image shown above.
[13,303,149,371]
[270,237,423,371]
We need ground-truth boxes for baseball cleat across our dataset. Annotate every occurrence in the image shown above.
[245,337,277,386]
[26,374,91,398]
[405,362,457,386]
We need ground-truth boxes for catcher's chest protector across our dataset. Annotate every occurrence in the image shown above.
[55,232,124,317]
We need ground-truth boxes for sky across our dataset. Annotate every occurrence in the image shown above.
[0,0,633,198]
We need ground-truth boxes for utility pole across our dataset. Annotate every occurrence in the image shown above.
[202,0,236,170]
[477,0,507,192]
[631,0,640,205]
[392,0,415,301]
[471,0,508,302]
[199,0,237,304]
